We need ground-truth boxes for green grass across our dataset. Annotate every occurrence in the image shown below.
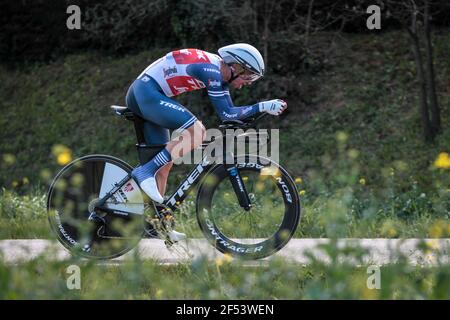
[1,243,449,299]
[0,189,51,239]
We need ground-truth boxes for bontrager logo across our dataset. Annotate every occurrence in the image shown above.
[276,177,292,203]
[160,100,185,112]
[205,218,264,253]
[55,212,78,245]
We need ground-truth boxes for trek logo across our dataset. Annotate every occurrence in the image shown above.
[160,100,185,112]
[167,159,210,206]
[163,66,177,78]
[203,68,221,75]
[228,167,245,193]
[208,79,221,88]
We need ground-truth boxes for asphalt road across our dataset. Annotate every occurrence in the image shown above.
[0,238,448,266]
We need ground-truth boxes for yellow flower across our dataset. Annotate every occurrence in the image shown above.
[261,166,281,177]
[242,176,249,181]
[434,152,450,169]
[347,149,359,159]
[215,253,233,267]
[424,239,440,254]
[2,153,16,166]
[336,131,348,143]
[57,151,72,166]
[22,177,30,185]
[155,289,164,299]
[359,178,366,186]
[299,190,306,196]
[215,257,224,267]
[387,228,397,237]
[429,223,443,238]
[11,181,19,188]
[40,169,51,181]
[361,286,379,300]
[295,177,303,184]
[223,253,233,263]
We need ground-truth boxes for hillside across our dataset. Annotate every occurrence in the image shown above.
[1,29,449,238]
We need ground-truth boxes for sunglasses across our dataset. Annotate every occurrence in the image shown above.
[232,64,261,82]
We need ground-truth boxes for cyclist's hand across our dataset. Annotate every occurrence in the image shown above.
[259,99,287,116]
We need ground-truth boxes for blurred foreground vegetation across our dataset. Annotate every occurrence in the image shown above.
[1,240,449,299]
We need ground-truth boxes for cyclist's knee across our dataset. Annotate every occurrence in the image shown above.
[196,121,206,140]
[188,120,206,147]
[193,120,206,146]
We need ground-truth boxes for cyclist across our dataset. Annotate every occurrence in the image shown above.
[125,43,287,240]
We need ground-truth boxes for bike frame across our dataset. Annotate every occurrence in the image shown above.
[93,134,252,220]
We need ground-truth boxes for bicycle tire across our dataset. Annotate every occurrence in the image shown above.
[47,154,145,259]
[196,155,301,260]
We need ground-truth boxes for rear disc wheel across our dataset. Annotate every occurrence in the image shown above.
[47,155,146,259]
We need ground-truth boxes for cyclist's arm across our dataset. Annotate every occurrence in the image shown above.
[187,64,260,121]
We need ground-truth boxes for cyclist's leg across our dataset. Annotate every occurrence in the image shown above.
[126,78,206,202]
[127,78,206,153]
[127,86,174,195]
[132,78,206,155]
[144,120,206,197]
[141,122,173,195]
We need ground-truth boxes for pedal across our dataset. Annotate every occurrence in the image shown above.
[144,203,185,245]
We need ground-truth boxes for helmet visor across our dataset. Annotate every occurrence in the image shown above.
[232,64,262,82]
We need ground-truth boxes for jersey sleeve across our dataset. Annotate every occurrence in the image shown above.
[186,63,261,121]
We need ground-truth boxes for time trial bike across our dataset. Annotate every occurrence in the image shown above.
[46,105,301,260]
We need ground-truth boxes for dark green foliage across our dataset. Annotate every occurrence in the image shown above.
[4,0,449,67]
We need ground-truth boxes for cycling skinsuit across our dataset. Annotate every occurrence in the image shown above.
[125,49,261,145]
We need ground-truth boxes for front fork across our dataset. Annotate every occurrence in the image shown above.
[222,131,252,212]
[226,164,252,211]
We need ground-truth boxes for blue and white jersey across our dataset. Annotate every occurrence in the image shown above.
[138,49,260,121]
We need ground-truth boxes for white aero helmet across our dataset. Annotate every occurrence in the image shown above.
[218,43,265,81]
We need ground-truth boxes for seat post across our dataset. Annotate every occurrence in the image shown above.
[133,116,147,145]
